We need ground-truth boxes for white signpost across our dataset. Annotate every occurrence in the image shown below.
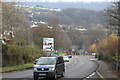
[43,38,54,51]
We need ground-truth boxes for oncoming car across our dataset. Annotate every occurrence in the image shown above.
[33,56,65,80]
[68,54,72,58]
[63,56,69,62]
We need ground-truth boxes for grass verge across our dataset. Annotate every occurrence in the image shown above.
[0,63,33,73]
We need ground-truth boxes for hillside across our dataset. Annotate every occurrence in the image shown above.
[32,8,106,28]
[22,2,111,11]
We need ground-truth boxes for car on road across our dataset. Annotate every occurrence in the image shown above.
[63,56,69,62]
[91,53,96,56]
[68,54,72,58]
[33,56,65,80]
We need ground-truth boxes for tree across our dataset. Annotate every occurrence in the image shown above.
[31,24,51,49]
[54,27,72,50]
[2,2,23,39]
[47,17,59,28]
[105,1,120,77]
[2,2,31,45]
[105,1,120,33]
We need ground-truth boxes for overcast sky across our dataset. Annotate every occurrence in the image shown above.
[37,0,114,2]
[2,0,114,2]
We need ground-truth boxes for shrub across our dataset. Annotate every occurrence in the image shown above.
[2,45,47,67]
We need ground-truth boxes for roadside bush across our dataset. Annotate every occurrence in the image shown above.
[2,45,47,67]
[89,33,119,72]
[2,44,8,54]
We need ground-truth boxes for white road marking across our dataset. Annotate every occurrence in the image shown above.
[86,76,90,78]
[91,72,96,76]
[89,75,93,77]
[96,62,105,79]
[84,59,104,80]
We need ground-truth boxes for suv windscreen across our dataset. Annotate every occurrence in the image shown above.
[36,57,56,65]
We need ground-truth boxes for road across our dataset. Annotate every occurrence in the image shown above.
[2,56,100,80]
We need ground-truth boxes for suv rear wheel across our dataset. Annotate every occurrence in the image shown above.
[33,73,38,80]
[61,71,65,77]
[52,72,57,80]
[34,76,38,80]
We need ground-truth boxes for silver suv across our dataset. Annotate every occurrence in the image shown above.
[33,56,65,80]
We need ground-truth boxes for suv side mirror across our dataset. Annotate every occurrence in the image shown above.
[34,59,38,65]
[34,62,36,65]
[57,61,60,64]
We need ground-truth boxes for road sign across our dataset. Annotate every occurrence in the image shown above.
[43,38,54,51]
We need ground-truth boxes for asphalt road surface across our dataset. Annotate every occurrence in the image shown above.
[2,56,100,80]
